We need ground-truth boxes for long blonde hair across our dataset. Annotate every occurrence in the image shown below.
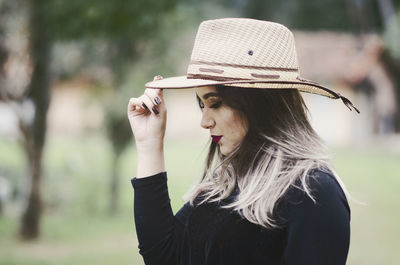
[185,86,348,229]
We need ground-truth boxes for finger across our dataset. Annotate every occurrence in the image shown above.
[144,88,164,106]
[128,97,141,110]
[147,75,164,104]
[139,94,158,115]
[128,98,146,114]
[153,75,163,81]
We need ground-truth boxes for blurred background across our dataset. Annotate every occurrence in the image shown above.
[0,0,399,264]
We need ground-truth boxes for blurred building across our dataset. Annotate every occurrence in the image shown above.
[295,31,397,145]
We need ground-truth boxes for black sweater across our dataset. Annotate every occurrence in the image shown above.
[131,169,350,265]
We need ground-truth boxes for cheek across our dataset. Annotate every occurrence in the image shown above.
[226,112,248,141]
[235,120,248,140]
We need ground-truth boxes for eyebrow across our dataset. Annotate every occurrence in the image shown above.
[202,92,220,100]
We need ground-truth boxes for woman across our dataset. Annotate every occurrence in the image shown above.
[128,18,357,265]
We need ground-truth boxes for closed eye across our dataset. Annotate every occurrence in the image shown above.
[196,95,221,110]
[210,101,222,109]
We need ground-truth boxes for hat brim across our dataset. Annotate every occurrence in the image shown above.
[146,76,222,89]
[145,76,340,99]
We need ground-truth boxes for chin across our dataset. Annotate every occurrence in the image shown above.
[219,142,242,156]
[219,146,233,156]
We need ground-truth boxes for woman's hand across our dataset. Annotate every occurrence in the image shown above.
[127,76,167,148]
[127,76,167,178]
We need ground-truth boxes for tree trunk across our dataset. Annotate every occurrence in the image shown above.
[19,0,51,240]
[377,0,400,132]
[106,40,135,215]
[108,153,120,215]
[0,0,9,100]
[348,0,370,33]
[20,144,44,239]
[377,0,397,29]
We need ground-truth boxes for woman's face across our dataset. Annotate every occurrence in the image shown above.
[196,86,248,156]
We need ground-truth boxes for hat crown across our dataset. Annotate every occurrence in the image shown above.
[145,18,361,113]
[190,18,299,70]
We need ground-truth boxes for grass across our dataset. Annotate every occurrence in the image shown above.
[332,147,400,265]
[0,135,399,265]
[0,134,204,265]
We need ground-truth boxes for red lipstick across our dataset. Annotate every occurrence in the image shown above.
[211,135,222,143]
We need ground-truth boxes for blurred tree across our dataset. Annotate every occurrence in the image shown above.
[47,0,179,214]
[377,0,400,130]
[215,0,383,31]
[19,0,51,239]
[0,0,8,100]
[0,0,8,216]
[0,0,51,239]
[1,0,180,239]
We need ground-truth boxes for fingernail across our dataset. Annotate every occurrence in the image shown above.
[142,103,148,109]
[152,106,159,115]
[154,97,161,105]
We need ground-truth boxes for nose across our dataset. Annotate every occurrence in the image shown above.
[200,110,215,129]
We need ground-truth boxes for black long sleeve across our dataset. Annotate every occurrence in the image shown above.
[131,169,350,265]
[281,171,351,265]
[131,172,191,265]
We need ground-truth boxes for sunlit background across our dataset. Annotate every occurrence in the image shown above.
[0,0,399,264]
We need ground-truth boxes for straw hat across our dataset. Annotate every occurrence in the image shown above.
[146,18,359,113]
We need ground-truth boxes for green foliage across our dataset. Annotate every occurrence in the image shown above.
[42,1,183,192]
[216,0,383,31]
[48,0,178,41]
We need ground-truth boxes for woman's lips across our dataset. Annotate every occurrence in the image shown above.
[211,135,222,143]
